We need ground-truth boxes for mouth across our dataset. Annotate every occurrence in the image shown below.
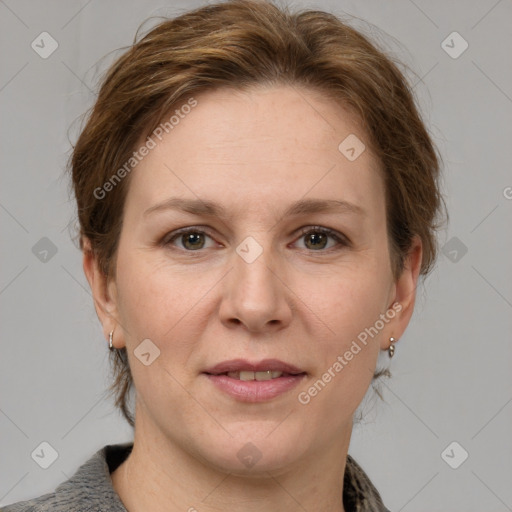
[214,370,302,381]
[202,359,307,402]
[203,358,306,378]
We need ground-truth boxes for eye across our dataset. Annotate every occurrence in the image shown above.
[162,225,349,253]
[163,227,217,251]
[293,226,349,251]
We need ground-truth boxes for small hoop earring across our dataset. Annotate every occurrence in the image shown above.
[108,330,114,350]
[388,337,396,358]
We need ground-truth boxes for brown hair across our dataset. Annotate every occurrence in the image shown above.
[69,0,445,427]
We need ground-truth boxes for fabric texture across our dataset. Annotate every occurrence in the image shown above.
[2,443,390,511]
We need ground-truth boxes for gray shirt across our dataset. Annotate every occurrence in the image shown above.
[2,443,390,511]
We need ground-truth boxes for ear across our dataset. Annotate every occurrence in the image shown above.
[82,237,123,348]
[381,235,423,350]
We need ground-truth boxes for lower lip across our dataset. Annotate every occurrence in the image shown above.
[204,373,306,402]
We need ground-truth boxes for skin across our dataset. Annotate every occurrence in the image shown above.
[83,84,422,512]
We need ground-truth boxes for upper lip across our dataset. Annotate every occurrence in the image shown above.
[204,359,306,375]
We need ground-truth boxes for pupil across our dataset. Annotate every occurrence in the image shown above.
[185,233,203,249]
[308,233,326,249]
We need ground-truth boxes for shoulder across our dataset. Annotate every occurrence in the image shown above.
[1,443,133,512]
[344,454,391,512]
[1,491,58,512]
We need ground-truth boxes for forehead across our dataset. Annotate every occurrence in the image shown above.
[124,84,384,220]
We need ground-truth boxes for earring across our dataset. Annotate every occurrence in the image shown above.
[388,337,396,358]
[108,330,114,350]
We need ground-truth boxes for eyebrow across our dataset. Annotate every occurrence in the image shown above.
[143,197,366,219]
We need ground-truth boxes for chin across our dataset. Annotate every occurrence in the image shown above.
[195,426,308,476]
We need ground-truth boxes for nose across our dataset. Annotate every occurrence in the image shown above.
[218,241,293,333]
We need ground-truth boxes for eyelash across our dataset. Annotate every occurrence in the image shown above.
[161,225,350,253]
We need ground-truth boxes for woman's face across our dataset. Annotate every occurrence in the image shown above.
[89,84,420,474]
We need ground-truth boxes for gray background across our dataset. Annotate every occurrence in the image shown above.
[1,0,511,510]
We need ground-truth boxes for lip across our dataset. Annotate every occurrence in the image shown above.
[204,358,305,375]
[202,359,307,403]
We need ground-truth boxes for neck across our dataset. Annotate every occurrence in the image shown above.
[111,406,352,512]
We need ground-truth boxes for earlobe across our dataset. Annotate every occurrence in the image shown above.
[82,237,119,340]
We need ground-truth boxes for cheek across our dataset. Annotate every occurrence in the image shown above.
[115,245,186,325]
[313,258,391,337]
[114,247,214,367]
[300,263,389,407]
[113,252,166,357]
[113,252,202,409]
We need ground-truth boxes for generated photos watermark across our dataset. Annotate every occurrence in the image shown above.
[93,97,198,200]
[297,301,402,405]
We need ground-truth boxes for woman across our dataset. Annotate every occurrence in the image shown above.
[3,0,444,510]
